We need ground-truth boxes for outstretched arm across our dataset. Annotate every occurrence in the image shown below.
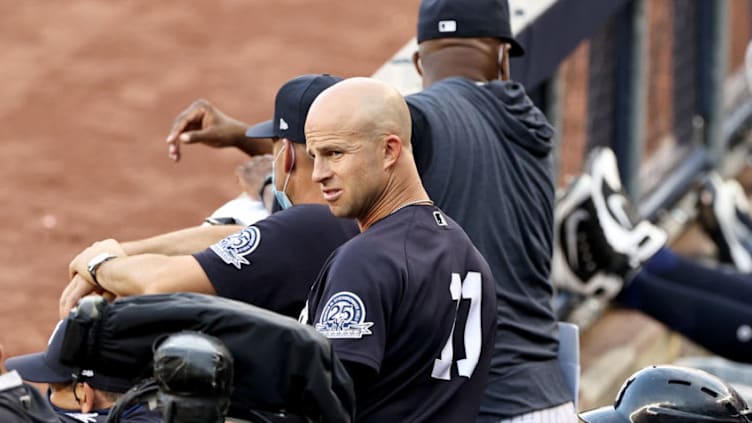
[61,254,214,318]
[165,99,273,161]
[120,224,243,256]
[68,224,242,280]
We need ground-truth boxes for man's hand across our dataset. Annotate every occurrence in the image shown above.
[235,155,273,201]
[68,238,127,280]
[59,274,114,319]
[59,275,96,319]
[165,99,250,162]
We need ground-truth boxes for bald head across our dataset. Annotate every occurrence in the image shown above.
[305,77,412,150]
[413,37,511,86]
[304,77,428,229]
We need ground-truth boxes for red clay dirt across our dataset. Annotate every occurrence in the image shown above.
[0,1,419,357]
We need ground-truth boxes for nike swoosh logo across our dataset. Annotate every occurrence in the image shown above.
[607,195,633,229]
[565,209,589,268]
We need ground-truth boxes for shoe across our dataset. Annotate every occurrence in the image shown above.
[552,174,628,301]
[585,147,667,268]
[697,173,752,272]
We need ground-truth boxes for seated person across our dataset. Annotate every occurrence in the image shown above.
[5,320,160,422]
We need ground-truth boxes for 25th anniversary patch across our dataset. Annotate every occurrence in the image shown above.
[210,226,261,269]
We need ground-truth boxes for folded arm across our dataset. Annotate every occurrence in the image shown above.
[120,224,243,256]
[60,254,214,318]
[68,224,241,281]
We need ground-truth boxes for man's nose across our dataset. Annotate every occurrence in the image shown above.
[312,158,331,183]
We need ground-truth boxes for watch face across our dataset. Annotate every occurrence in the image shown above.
[89,253,107,270]
[88,253,116,284]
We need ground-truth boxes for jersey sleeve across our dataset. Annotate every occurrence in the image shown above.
[407,100,433,177]
[310,241,402,373]
[193,204,357,318]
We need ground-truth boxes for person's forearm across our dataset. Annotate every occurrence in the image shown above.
[121,224,243,256]
[235,137,273,157]
[219,117,273,156]
[97,254,215,297]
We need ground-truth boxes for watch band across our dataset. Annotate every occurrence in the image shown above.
[87,252,117,289]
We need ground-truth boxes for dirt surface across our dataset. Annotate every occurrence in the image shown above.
[0,0,419,357]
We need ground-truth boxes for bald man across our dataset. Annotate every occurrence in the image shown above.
[301,78,497,423]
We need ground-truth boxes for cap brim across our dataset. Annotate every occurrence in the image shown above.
[245,119,275,139]
[5,352,72,384]
[578,406,624,423]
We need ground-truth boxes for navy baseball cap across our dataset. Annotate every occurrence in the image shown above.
[5,320,134,393]
[245,74,343,144]
[417,0,524,57]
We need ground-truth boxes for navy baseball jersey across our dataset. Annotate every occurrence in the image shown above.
[304,205,496,423]
[407,78,572,419]
[57,410,109,422]
[194,204,360,318]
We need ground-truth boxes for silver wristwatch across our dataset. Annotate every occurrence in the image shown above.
[87,252,117,288]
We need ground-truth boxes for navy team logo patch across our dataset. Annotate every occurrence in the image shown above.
[210,226,261,269]
[315,292,374,339]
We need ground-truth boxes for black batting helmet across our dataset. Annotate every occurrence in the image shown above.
[154,331,234,423]
[579,365,752,422]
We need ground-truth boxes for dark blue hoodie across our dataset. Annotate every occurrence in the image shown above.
[407,77,571,419]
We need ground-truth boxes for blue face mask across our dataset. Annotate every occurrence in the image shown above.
[272,143,295,210]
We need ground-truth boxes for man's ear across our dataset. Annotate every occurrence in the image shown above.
[79,383,96,414]
[383,135,403,170]
[498,43,511,81]
[412,51,423,76]
[283,140,296,172]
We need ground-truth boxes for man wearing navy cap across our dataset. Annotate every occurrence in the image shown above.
[61,75,360,323]
[4,320,160,422]
[406,0,575,421]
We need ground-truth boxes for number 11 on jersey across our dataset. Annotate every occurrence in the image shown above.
[431,272,483,381]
